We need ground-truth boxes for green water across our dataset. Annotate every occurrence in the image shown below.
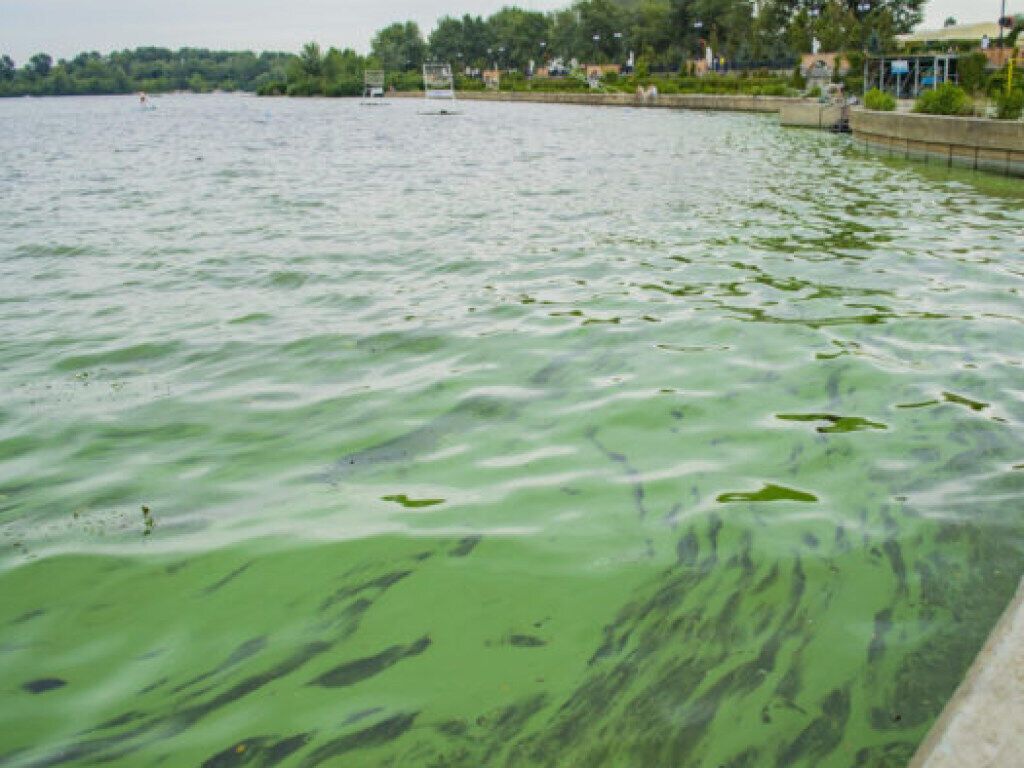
[1,94,1023,767]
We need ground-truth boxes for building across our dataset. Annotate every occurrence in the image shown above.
[863,53,959,99]
[896,22,1001,48]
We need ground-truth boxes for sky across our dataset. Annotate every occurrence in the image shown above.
[0,0,1010,64]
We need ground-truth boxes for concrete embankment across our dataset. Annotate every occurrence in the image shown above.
[778,100,844,129]
[850,108,1024,177]
[910,577,1024,767]
[390,89,800,114]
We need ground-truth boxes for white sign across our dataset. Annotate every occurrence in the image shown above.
[891,60,910,75]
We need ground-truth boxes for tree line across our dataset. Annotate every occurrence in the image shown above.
[0,47,292,97]
[2,0,926,98]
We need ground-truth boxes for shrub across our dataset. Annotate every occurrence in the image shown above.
[256,81,287,96]
[454,75,485,91]
[499,71,528,91]
[913,82,973,116]
[864,88,896,111]
[324,77,361,97]
[844,75,864,95]
[807,86,822,99]
[995,88,1024,120]
[527,76,589,92]
[790,63,806,90]
[958,52,989,95]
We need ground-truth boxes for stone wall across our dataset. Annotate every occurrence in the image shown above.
[390,89,800,114]
[779,101,844,129]
[850,108,1024,177]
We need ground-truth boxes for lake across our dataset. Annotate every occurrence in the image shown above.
[1,93,1023,767]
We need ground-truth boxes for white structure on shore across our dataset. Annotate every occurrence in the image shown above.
[363,70,385,99]
[423,63,455,101]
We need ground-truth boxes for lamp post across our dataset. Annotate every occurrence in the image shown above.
[1000,0,1006,49]
[856,2,872,97]
[809,4,820,56]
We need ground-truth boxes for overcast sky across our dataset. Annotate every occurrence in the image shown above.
[0,0,1007,64]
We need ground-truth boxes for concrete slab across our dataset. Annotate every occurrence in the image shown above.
[911,577,1024,767]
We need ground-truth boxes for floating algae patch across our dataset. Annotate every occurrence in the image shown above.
[716,483,819,503]
[776,413,888,434]
[381,495,445,509]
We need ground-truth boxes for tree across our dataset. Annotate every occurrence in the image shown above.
[487,7,549,69]
[299,41,324,78]
[429,15,493,68]
[371,22,426,72]
[943,16,957,28]
[29,53,52,77]
[0,54,14,81]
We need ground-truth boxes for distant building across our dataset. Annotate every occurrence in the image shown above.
[897,22,1001,47]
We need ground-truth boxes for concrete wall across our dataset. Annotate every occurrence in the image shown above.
[390,89,800,114]
[779,101,843,129]
[850,108,1024,177]
[910,578,1024,767]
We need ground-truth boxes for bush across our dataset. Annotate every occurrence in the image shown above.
[844,75,864,95]
[995,88,1024,120]
[256,81,287,96]
[913,82,973,116]
[454,75,485,91]
[528,76,590,92]
[807,86,822,99]
[958,52,989,95]
[790,63,806,90]
[864,88,896,111]
[324,77,361,97]
[499,71,528,91]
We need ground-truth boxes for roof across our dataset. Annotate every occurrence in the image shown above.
[897,21,1001,44]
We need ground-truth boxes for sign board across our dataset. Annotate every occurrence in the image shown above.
[891,60,910,75]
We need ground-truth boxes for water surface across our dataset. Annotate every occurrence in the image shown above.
[1,94,1023,767]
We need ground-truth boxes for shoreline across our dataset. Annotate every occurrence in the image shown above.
[386,89,800,114]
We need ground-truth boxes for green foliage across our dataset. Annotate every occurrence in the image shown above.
[957,52,989,95]
[913,82,973,116]
[807,86,822,98]
[0,48,291,97]
[371,22,426,73]
[844,75,864,96]
[525,76,591,92]
[455,74,486,91]
[864,88,896,111]
[498,71,528,91]
[790,63,806,90]
[995,88,1024,120]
